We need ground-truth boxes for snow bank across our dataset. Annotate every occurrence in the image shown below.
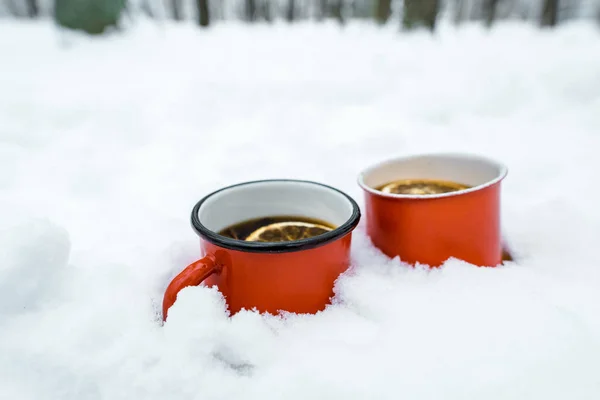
[1,19,600,399]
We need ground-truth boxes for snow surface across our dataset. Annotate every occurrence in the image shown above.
[1,19,600,400]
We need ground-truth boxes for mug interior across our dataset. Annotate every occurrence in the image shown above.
[358,153,507,198]
[192,180,360,252]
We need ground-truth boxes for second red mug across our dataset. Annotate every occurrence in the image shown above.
[358,153,508,267]
[162,179,361,321]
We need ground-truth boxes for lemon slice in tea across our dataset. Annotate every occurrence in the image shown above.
[245,221,333,242]
[380,179,470,195]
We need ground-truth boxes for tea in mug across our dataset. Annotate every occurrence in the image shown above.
[377,178,471,195]
[218,216,336,242]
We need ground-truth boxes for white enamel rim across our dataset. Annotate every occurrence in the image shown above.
[357,152,508,199]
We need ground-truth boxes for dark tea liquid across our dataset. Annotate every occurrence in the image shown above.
[377,178,471,195]
[218,215,336,242]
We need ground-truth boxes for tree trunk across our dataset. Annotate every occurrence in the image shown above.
[316,0,327,21]
[484,0,499,27]
[245,0,256,21]
[375,0,391,24]
[171,0,182,20]
[286,0,295,22]
[6,0,22,17]
[25,0,38,17]
[261,0,272,22]
[140,0,155,18]
[197,0,210,26]
[330,0,344,24]
[540,0,558,27]
[453,0,466,24]
[350,0,359,18]
[403,0,439,31]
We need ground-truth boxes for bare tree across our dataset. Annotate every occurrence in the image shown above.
[316,0,327,20]
[286,0,295,21]
[375,0,391,24]
[5,0,22,16]
[453,0,466,24]
[330,0,344,24]
[171,0,182,20]
[197,0,209,26]
[350,0,381,20]
[467,0,485,21]
[483,0,499,26]
[261,0,272,22]
[349,0,361,18]
[403,0,440,31]
[540,0,558,26]
[245,0,256,21]
[140,0,155,18]
[25,0,38,17]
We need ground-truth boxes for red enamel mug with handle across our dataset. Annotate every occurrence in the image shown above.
[358,153,508,267]
[162,179,361,322]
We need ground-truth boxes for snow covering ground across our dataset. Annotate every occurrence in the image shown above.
[1,18,600,400]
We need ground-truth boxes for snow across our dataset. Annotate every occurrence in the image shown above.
[2,18,600,399]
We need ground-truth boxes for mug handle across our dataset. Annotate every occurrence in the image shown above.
[162,254,218,321]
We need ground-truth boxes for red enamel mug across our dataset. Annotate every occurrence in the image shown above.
[358,153,508,267]
[162,179,361,321]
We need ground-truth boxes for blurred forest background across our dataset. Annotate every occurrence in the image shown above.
[1,0,599,34]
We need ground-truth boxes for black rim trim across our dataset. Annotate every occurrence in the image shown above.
[190,179,361,253]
